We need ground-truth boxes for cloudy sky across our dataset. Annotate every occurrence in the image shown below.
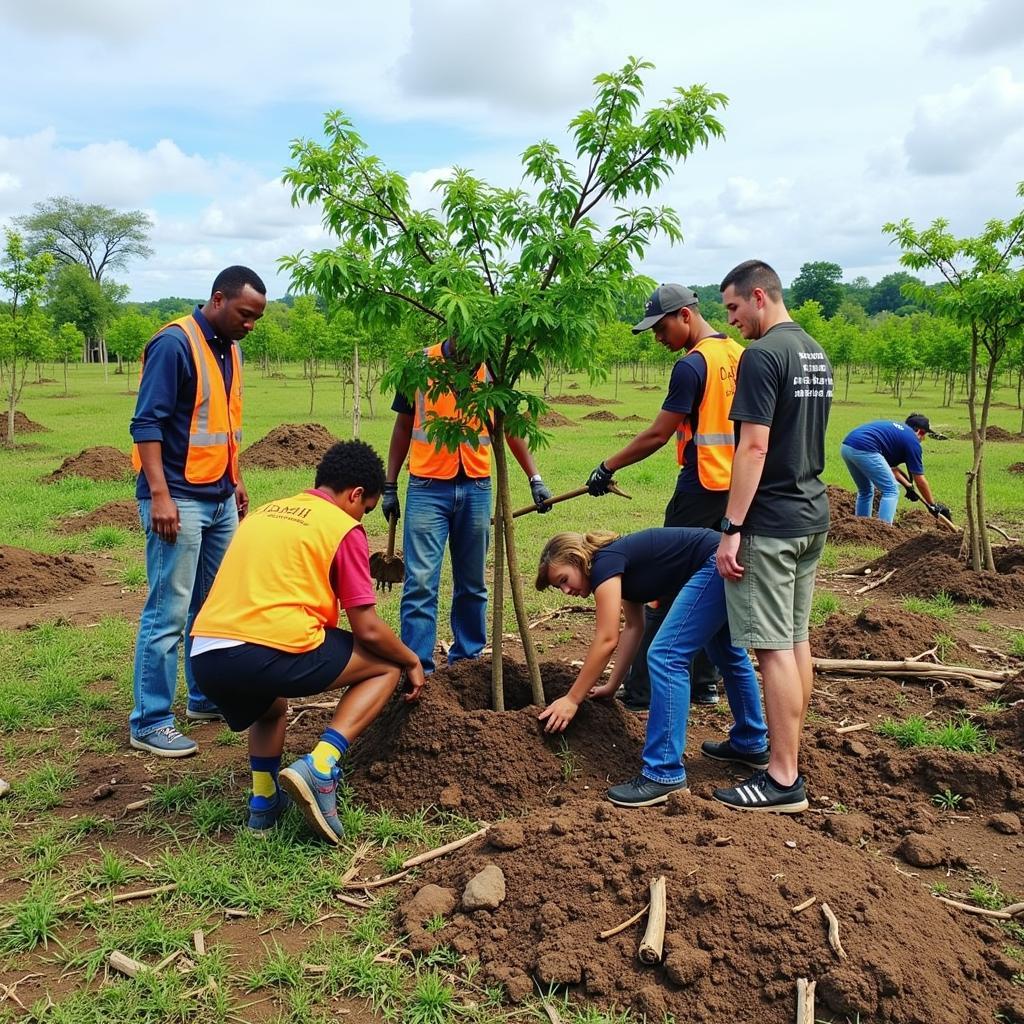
[1,0,1022,301]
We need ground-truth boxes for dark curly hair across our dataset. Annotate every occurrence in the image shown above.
[314,440,385,496]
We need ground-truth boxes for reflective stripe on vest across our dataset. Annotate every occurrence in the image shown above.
[130,314,243,485]
[408,344,491,479]
[675,335,744,491]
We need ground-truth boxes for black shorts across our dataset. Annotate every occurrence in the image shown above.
[191,628,355,731]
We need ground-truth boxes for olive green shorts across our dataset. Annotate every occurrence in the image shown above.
[724,532,828,649]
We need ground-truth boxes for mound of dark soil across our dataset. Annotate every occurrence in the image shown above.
[538,411,575,428]
[1008,462,1024,474]
[825,485,921,549]
[240,423,340,470]
[956,425,1022,442]
[811,606,940,661]
[581,410,619,422]
[636,385,661,391]
[58,500,140,535]
[44,446,133,483]
[409,794,1017,1024]
[621,414,647,422]
[549,395,618,406]
[348,659,645,819]
[11,411,47,433]
[0,546,97,604]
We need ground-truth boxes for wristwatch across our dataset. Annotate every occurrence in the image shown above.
[720,516,743,535]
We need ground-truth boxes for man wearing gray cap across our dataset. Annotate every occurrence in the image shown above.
[585,283,745,709]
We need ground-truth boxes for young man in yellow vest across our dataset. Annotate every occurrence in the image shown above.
[383,339,553,674]
[191,440,425,842]
[585,283,745,711]
[129,266,266,757]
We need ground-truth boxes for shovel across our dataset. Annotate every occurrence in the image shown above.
[501,482,632,521]
[369,513,404,591]
[905,486,958,533]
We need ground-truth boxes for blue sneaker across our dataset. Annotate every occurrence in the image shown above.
[186,702,225,723]
[130,726,198,758]
[279,756,344,844]
[247,789,291,835]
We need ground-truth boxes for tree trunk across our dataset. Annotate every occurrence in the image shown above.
[491,416,544,705]
[100,336,109,382]
[63,357,69,396]
[308,364,315,415]
[352,341,361,438]
[6,391,14,445]
[490,456,506,712]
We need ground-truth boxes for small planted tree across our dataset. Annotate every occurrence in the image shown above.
[281,58,726,708]
[884,183,1024,570]
[0,230,53,443]
[106,312,157,387]
[53,321,85,396]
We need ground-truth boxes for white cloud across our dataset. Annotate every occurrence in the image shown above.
[0,0,160,40]
[717,177,793,215]
[934,0,1024,55]
[904,67,1024,174]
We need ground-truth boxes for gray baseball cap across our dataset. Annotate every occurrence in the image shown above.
[632,283,698,334]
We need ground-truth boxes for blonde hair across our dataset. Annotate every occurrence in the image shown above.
[535,531,619,591]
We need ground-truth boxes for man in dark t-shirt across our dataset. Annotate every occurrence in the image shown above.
[713,260,833,814]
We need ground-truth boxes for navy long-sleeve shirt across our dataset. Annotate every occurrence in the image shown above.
[129,305,239,502]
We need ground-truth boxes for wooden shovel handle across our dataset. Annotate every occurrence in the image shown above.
[386,513,397,556]
[508,482,632,519]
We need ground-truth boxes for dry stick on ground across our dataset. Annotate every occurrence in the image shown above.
[934,895,1024,920]
[835,723,869,735]
[598,902,651,940]
[812,658,1011,684]
[796,978,816,1024]
[121,798,153,815]
[907,645,939,663]
[821,903,847,960]
[342,870,410,891]
[153,949,185,973]
[854,569,896,595]
[339,841,376,885]
[987,523,1020,544]
[108,951,148,978]
[638,877,667,964]
[85,883,178,909]
[192,930,206,956]
[542,1002,563,1024]
[791,896,817,914]
[401,826,490,869]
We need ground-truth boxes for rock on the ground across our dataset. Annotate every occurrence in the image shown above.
[896,832,946,868]
[988,812,1022,835]
[843,739,870,757]
[462,864,506,911]
[402,884,457,929]
[439,783,463,809]
[489,820,525,850]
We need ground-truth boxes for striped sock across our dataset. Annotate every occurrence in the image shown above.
[250,755,281,810]
[309,727,349,776]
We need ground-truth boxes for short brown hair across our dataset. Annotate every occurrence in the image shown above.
[720,260,783,301]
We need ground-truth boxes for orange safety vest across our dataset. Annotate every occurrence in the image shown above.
[191,491,358,653]
[408,343,491,479]
[131,314,243,485]
[675,335,744,490]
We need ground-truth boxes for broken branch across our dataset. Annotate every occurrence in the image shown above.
[821,903,847,960]
[108,951,148,978]
[835,723,869,735]
[934,895,1024,920]
[638,876,667,965]
[854,569,896,594]
[401,825,490,869]
[796,978,816,1024]
[598,902,650,940]
[791,896,816,914]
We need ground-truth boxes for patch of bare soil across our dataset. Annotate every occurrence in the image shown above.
[0,545,97,604]
[43,446,133,483]
[811,606,941,661]
[57,500,140,535]
[549,395,619,406]
[621,414,647,422]
[538,411,576,428]
[581,410,619,422]
[240,423,340,470]
[10,410,47,432]
[1008,462,1024,475]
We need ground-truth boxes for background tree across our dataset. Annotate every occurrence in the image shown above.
[884,182,1024,570]
[790,260,844,318]
[282,58,727,708]
[17,196,152,365]
[106,311,157,387]
[52,321,85,396]
[0,230,54,442]
[244,301,291,376]
[47,264,109,363]
[867,270,925,316]
[290,294,331,414]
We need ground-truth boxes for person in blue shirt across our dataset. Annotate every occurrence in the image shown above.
[535,527,768,808]
[840,414,949,525]
[128,266,266,757]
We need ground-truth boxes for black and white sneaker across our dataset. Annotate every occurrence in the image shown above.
[700,738,770,771]
[713,769,808,813]
[607,774,688,808]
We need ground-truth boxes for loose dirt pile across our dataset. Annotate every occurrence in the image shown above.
[58,500,140,534]
[1008,462,1024,474]
[957,425,1022,442]
[43,446,133,483]
[549,395,618,406]
[10,411,47,433]
[811,606,940,661]
[825,485,923,548]
[0,546,97,604]
[240,423,340,470]
[581,410,619,422]
[538,411,575,428]
[621,414,647,422]
[378,660,1024,1023]
[636,385,662,391]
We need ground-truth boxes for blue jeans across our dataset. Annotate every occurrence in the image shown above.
[131,496,238,738]
[641,555,768,785]
[400,475,491,674]
[840,443,900,524]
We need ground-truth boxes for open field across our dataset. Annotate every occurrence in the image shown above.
[2,363,1024,1024]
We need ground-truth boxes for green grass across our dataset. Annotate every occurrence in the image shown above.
[809,591,842,627]
[1010,632,1024,657]
[878,714,995,753]
[555,736,581,781]
[818,542,885,571]
[901,592,956,621]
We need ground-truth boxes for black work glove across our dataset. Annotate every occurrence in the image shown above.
[586,462,614,497]
[381,482,400,522]
[904,485,919,501]
[530,476,553,513]
[931,502,952,520]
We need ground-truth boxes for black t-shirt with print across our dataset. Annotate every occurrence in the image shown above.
[728,322,832,537]
[589,527,719,604]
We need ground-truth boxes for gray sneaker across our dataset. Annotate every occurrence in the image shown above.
[186,704,225,722]
[607,774,688,808]
[279,756,344,844]
[130,726,198,758]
